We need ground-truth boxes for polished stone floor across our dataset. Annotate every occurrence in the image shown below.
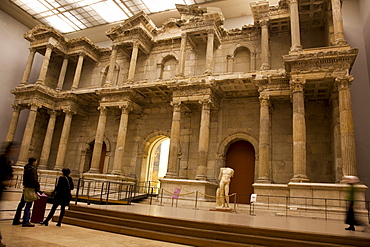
[1,200,369,247]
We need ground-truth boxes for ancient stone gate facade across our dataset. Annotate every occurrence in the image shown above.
[6,0,366,202]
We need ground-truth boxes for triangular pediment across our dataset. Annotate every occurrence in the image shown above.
[106,12,156,40]
[24,24,66,43]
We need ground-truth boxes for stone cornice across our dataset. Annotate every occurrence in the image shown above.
[283,46,358,74]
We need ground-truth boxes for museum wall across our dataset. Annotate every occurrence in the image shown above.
[343,0,370,200]
[1,3,370,198]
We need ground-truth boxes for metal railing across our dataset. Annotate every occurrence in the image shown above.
[249,194,370,223]
[74,178,135,205]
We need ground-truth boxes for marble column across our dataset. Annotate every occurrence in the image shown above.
[54,109,75,170]
[17,104,39,165]
[331,0,347,45]
[196,100,212,180]
[111,104,132,175]
[165,102,182,178]
[39,110,58,169]
[36,44,53,84]
[204,29,215,75]
[289,0,302,53]
[331,90,342,182]
[56,56,69,91]
[260,20,270,70]
[105,45,118,87]
[251,53,256,71]
[71,53,85,90]
[127,42,139,82]
[227,55,234,73]
[177,33,187,77]
[290,79,309,182]
[5,104,23,143]
[89,106,108,173]
[20,48,36,85]
[257,95,271,183]
[336,77,357,178]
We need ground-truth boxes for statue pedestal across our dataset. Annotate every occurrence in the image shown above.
[210,207,234,213]
[160,178,217,201]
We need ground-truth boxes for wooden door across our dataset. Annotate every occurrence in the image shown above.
[226,141,255,204]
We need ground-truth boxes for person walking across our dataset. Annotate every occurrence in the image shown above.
[12,157,40,227]
[41,168,74,227]
[0,142,17,247]
[344,175,360,231]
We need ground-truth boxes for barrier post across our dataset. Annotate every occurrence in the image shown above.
[250,194,257,216]
[159,188,164,206]
[75,177,81,205]
[194,191,198,210]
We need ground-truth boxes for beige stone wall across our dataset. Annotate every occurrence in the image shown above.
[306,100,333,182]
[271,101,293,183]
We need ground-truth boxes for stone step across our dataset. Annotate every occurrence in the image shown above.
[51,205,369,247]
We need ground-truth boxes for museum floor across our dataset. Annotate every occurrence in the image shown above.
[1,200,370,247]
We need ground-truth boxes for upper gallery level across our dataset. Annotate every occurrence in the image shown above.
[12,0,357,109]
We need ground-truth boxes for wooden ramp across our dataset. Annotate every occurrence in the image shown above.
[55,205,369,247]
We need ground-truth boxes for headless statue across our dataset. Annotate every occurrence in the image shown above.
[216,167,234,208]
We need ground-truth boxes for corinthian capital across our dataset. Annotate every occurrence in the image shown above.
[259,19,269,27]
[97,105,108,115]
[199,99,213,110]
[119,101,133,113]
[11,104,24,111]
[335,76,354,90]
[63,108,77,115]
[259,95,271,107]
[170,101,182,112]
[290,78,306,93]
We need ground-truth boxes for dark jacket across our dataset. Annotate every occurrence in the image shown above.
[23,163,40,191]
[54,176,74,206]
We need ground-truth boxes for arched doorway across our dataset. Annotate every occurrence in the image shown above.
[83,140,107,174]
[144,137,170,193]
[226,140,255,204]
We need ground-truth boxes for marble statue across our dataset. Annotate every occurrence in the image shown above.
[216,167,234,208]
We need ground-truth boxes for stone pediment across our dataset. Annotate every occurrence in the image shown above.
[106,12,156,41]
[176,4,224,28]
[67,36,101,61]
[24,24,66,44]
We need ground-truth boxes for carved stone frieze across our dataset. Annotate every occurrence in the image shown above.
[284,47,358,74]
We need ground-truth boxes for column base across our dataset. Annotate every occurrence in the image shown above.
[290,174,309,183]
[203,69,212,76]
[104,82,113,87]
[260,63,270,71]
[53,166,63,171]
[110,170,122,175]
[195,175,207,181]
[335,39,347,46]
[289,45,303,54]
[87,168,99,173]
[164,172,177,179]
[195,165,207,180]
[256,177,271,183]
